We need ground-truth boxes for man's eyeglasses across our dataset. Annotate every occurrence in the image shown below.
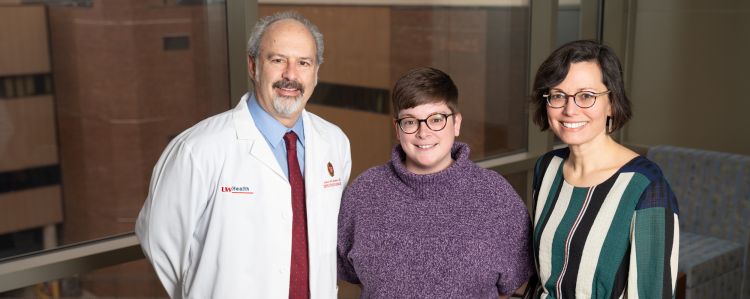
[543,90,610,108]
[396,113,454,134]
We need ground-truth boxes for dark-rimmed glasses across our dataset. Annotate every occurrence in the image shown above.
[395,113,454,134]
[543,90,610,108]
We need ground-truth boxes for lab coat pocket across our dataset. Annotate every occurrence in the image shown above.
[215,182,267,229]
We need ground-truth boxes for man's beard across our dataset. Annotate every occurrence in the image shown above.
[272,92,304,117]
[270,79,305,117]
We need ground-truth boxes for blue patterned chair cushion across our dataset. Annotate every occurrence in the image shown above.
[685,268,743,299]
[647,146,750,243]
[679,232,744,288]
[647,145,750,298]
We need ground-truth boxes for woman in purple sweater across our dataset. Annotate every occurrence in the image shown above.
[337,67,533,298]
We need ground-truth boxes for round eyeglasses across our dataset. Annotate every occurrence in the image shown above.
[396,113,454,134]
[543,90,610,108]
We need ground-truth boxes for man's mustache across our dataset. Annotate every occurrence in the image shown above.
[272,80,305,95]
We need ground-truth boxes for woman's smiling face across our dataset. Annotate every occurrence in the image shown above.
[546,61,612,147]
[396,101,462,175]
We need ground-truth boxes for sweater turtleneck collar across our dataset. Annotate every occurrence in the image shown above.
[390,141,471,188]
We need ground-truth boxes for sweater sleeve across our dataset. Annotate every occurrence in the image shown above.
[627,176,680,299]
[337,183,361,284]
[495,179,535,296]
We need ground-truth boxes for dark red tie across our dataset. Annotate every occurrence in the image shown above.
[284,131,309,299]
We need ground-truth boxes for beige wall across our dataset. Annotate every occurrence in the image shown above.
[624,0,750,155]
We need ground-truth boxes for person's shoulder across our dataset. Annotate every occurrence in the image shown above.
[341,164,391,205]
[621,156,680,212]
[532,148,568,175]
[459,161,524,204]
[457,165,528,231]
[538,147,569,164]
[169,109,235,151]
[621,155,666,184]
[450,145,513,188]
[464,162,507,184]
[348,164,391,189]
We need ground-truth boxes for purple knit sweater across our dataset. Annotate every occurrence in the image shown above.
[337,142,533,298]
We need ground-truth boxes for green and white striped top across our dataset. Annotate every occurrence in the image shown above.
[530,148,680,299]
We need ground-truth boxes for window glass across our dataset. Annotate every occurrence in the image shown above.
[1,0,228,296]
[2,1,535,296]
[259,2,531,177]
[558,0,582,46]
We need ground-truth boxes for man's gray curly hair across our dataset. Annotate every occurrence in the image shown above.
[246,11,324,65]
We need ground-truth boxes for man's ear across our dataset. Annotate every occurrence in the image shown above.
[313,65,319,86]
[247,55,256,81]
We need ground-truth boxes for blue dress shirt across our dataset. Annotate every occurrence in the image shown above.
[248,94,305,179]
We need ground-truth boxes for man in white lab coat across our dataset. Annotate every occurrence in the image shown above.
[135,11,351,299]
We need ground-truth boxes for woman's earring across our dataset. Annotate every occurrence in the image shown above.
[606,116,612,134]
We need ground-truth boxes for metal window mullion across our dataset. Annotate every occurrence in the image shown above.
[601,0,636,142]
[227,0,257,106]
[526,0,558,203]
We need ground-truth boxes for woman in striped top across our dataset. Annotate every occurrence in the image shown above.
[527,40,680,299]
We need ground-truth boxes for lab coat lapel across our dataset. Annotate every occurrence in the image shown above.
[231,94,286,180]
[301,110,330,200]
[301,109,331,293]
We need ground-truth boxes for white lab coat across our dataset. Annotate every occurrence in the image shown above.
[136,93,351,299]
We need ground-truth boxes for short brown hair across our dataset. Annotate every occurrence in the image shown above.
[391,67,459,117]
[532,40,632,133]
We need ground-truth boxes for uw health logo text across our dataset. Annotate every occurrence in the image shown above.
[220,186,254,194]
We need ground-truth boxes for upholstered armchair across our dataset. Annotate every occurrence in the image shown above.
[648,145,750,299]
